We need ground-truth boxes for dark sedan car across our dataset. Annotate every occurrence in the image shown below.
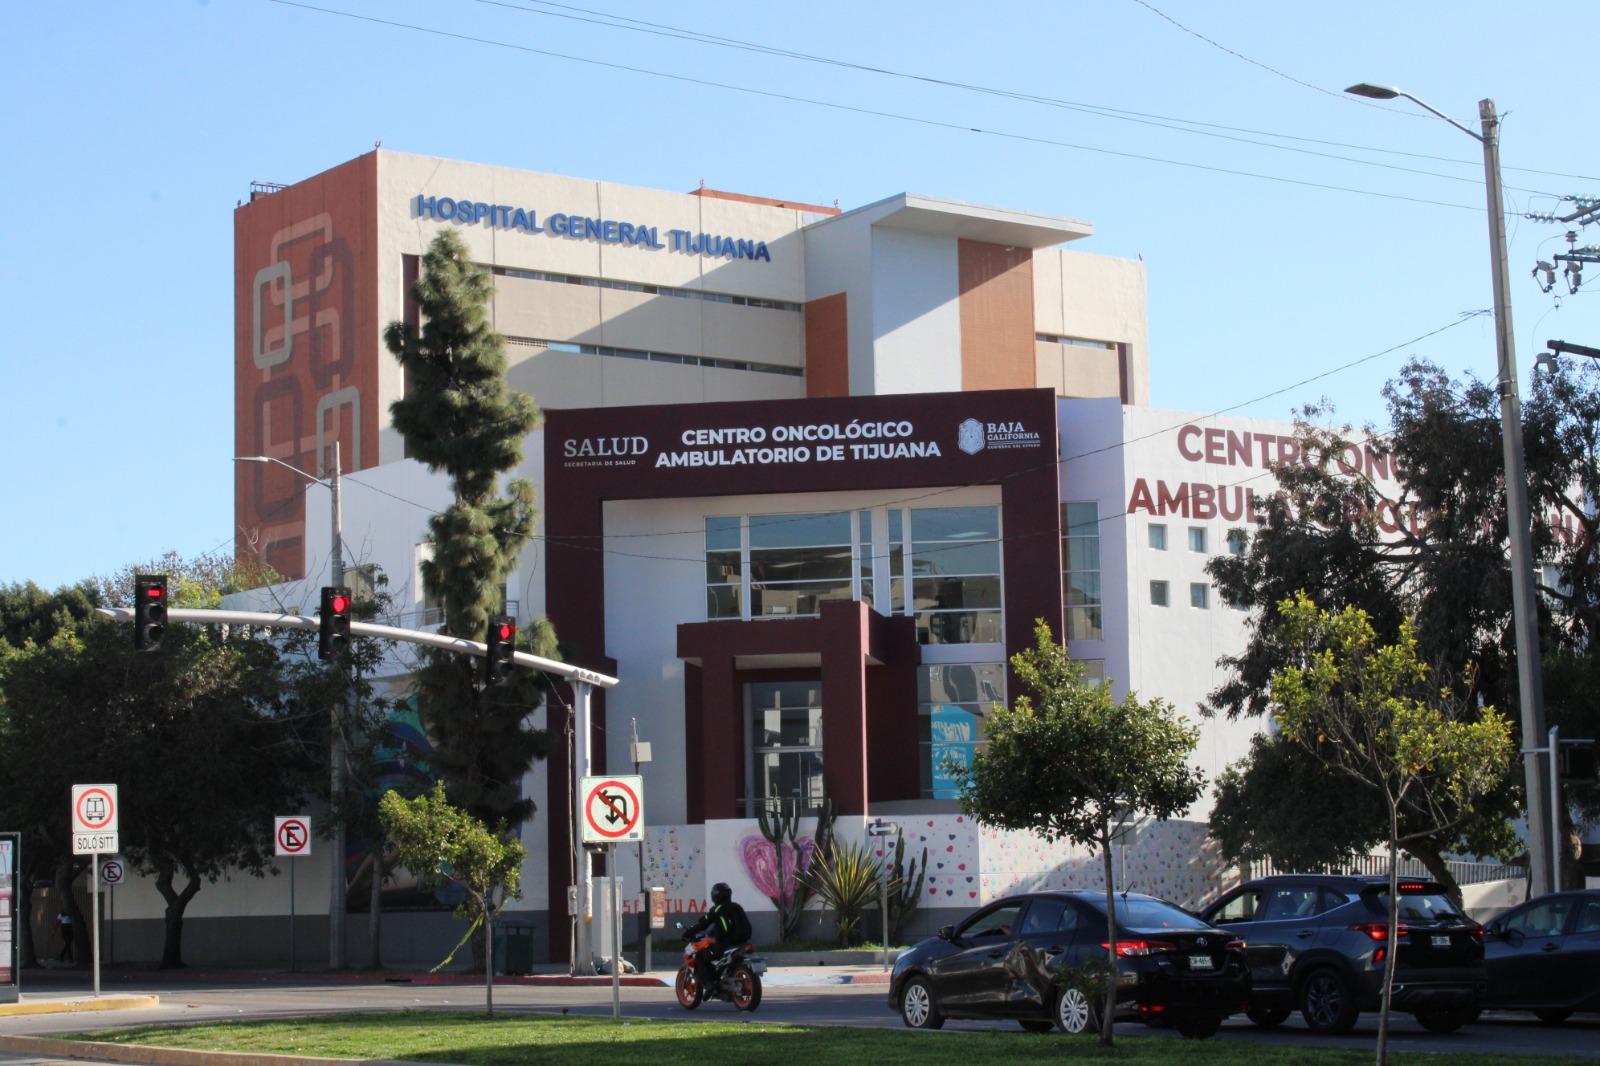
[889,891,1248,1039]
[1483,890,1600,1023]
[1199,875,1485,1035]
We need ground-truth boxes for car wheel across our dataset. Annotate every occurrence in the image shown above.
[899,976,944,1030]
[1299,968,1359,1035]
[1414,1006,1471,1034]
[1534,1009,1573,1025]
[1175,1015,1223,1040]
[1018,1019,1054,1034]
[1246,1005,1292,1029]
[1055,985,1100,1035]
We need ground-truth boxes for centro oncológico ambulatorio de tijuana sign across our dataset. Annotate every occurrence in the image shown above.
[559,416,1043,472]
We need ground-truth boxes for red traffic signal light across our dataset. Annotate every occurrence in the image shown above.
[484,615,516,686]
[319,586,352,661]
[133,574,167,650]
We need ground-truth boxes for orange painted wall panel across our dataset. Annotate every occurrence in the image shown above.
[233,153,379,578]
[958,239,1036,392]
[805,292,850,398]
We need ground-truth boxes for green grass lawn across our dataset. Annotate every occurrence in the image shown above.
[67,1011,1594,1066]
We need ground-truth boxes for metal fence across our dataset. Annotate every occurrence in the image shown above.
[1244,854,1526,886]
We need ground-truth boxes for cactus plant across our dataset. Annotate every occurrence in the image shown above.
[885,833,927,941]
[754,794,834,941]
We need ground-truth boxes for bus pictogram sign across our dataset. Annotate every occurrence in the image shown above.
[580,775,644,844]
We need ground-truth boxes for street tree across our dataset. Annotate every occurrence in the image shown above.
[1207,355,1600,886]
[1269,593,1513,1064]
[382,230,556,831]
[379,784,524,1016]
[0,576,312,967]
[956,620,1205,1046]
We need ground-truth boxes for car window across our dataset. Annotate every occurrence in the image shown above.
[1115,898,1210,930]
[1211,889,1262,923]
[1057,902,1081,935]
[1370,890,1465,923]
[1573,898,1600,935]
[1021,898,1067,936]
[963,904,1023,939]
[1503,897,1575,937]
[1258,885,1325,921]
[1321,888,1351,913]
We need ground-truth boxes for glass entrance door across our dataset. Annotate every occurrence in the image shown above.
[746,680,824,815]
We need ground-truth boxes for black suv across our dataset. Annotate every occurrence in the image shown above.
[1199,875,1485,1034]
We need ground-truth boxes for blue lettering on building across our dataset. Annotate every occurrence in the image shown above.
[413,193,769,262]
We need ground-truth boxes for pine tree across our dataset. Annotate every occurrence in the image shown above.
[383,230,554,827]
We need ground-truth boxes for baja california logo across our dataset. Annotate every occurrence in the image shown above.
[957,418,985,455]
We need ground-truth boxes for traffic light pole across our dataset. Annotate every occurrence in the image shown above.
[327,442,347,971]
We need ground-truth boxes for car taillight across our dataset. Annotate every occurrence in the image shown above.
[1469,925,1485,942]
[1225,938,1247,951]
[1101,940,1177,957]
[1351,922,1408,941]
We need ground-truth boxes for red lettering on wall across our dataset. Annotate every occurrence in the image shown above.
[1177,425,1203,462]
[1191,483,1217,519]
[1157,481,1191,517]
[1127,478,1156,515]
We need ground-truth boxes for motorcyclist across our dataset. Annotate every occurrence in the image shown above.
[684,882,752,995]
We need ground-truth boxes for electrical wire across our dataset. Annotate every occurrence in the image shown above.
[473,0,1596,185]
[269,0,1481,213]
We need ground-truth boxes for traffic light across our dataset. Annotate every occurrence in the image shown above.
[133,574,167,650]
[1560,740,1598,783]
[483,615,516,686]
[319,586,352,661]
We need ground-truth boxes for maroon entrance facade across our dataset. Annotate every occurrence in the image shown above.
[542,387,1064,960]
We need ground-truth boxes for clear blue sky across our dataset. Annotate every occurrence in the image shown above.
[2,0,1595,589]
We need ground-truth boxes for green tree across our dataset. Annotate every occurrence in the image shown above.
[0,581,312,968]
[379,784,524,1016]
[382,229,555,831]
[1206,355,1600,887]
[956,621,1205,1046]
[1269,593,1513,1064]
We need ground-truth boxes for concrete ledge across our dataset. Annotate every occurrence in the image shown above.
[0,994,159,1017]
[0,1034,423,1066]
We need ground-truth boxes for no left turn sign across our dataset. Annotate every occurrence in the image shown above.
[274,816,313,858]
[580,775,644,844]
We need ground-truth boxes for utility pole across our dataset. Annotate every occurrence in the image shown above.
[327,440,347,970]
[631,718,652,974]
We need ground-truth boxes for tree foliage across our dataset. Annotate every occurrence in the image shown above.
[1206,356,1600,882]
[382,229,556,828]
[957,620,1204,1046]
[1268,593,1513,1064]
[379,784,524,1015]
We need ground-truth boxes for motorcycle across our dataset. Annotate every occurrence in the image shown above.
[674,921,766,1011]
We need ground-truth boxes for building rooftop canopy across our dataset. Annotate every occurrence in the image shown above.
[812,191,1094,248]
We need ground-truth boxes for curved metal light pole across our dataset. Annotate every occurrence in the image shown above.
[1347,83,1551,896]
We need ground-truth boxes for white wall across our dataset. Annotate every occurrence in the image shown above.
[869,227,962,394]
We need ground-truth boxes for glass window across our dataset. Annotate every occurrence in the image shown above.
[1188,526,1207,553]
[748,681,824,815]
[1502,897,1574,937]
[1227,529,1247,556]
[1063,502,1102,642]
[1113,898,1210,930]
[888,509,906,614]
[907,506,1002,645]
[918,663,1003,799]
[1211,889,1261,923]
[708,512,861,621]
[857,510,874,606]
[1150,580,1169,607]
[962,903,1023,939]
[1190,583,1209,609]
[1148,524,1168,550]
[1572,898,1600,934]
[749,511,851,548]
[1075,659,1106,687]
[1022,898,1068,936]
[1258,886,1328,921]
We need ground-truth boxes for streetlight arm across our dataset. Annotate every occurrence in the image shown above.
[235,454,326,485]
[1344,83,1481,142]
[1393,91,1481,142]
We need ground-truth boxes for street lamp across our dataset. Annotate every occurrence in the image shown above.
[1346,82,1553,896]
[235,444,351,965]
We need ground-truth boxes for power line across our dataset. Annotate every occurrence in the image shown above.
[269,0,1481,213]
[471,0,1589,187]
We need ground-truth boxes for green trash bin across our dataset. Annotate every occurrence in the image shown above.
[493,918,538,975]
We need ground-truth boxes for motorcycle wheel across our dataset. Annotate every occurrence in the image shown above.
[674,966,703,1010]
[730,965,763,1011]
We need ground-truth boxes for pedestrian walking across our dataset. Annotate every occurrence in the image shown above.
[56,909,75,963]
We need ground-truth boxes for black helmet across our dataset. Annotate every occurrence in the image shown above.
[711,882,732,905]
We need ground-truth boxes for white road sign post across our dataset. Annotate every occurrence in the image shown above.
[274,817,312,972]
[580,775,644,1020]
[70,785,118,997]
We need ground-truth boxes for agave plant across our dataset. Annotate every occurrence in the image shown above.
[797,838,884,946]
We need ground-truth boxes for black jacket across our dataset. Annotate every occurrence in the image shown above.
[687,900,752,948]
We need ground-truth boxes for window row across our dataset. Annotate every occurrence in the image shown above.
[490,264,803,311]
[706,506,1002,645]
[1148,523,1247,555]
[504,334,802,377]
[1149,580,1245,611]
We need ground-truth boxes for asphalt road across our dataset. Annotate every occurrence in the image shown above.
[3,973,1597,1061]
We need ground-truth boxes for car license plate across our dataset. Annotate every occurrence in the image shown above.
[1189,955,1214,970]
[1431,935,1450,948]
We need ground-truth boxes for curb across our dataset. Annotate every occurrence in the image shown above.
[0,1034,431,1066]
[23,970,667,989]
[0,995,160,1017]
